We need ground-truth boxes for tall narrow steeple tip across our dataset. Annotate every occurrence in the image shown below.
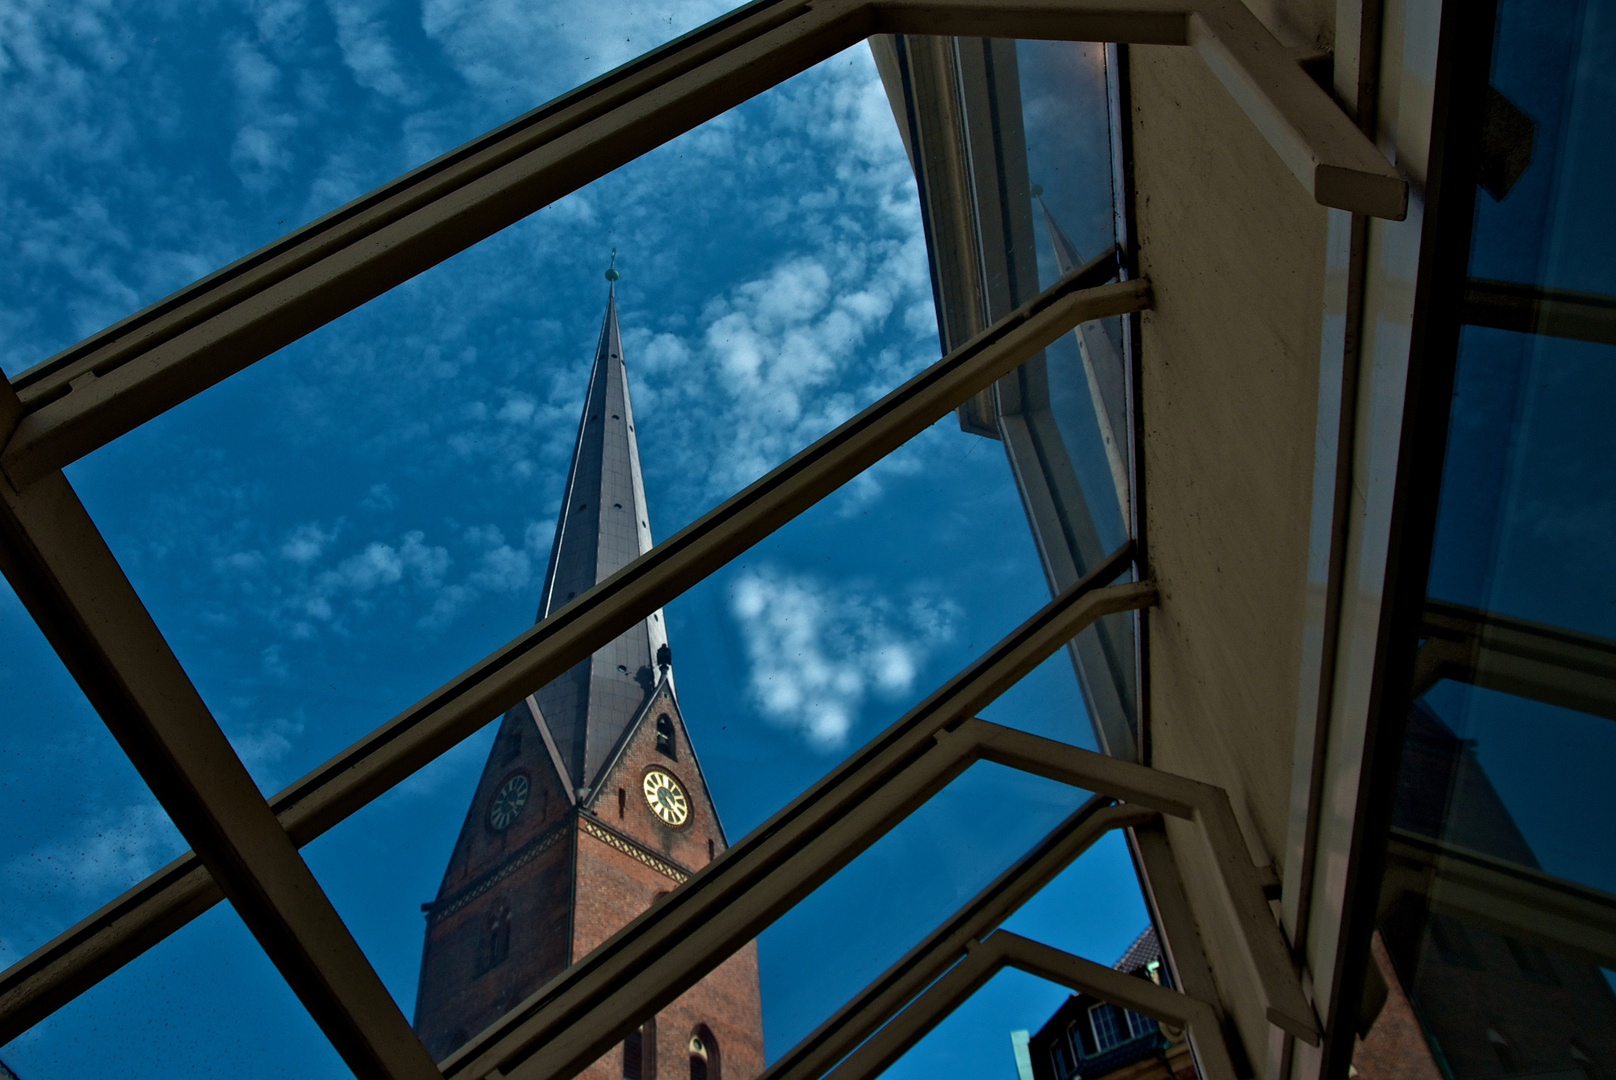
[604,247,620,287]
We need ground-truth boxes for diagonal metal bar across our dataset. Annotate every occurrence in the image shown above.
[0,259,1142,1042]
[0,392,438,1080]
[2,0,1402,486]
[457,709,1315,1080]
[822,930,1240,1080]
[963,720,1319,1044]
[440,560,1155,1080]
[760,797,1161,1080]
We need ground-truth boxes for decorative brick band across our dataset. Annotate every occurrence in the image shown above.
[579,817,690,884]
[424,822,568,924]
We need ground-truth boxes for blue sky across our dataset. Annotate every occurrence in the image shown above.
[0,2,1148,1077]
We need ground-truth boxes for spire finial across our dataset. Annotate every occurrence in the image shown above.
[604,247,620,284]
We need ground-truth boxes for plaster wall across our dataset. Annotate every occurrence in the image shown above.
[1128,21,1329,1063]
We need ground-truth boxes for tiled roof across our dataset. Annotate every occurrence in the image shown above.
[1113,925,1161,975]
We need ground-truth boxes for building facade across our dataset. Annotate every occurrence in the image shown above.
[411,277,764,1078]
[1028,930,1196,1080]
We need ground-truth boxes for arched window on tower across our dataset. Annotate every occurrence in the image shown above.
[479,904,511,974]
[688,1026,719,1080]
[623,1029,643,1080]
[623,1016,657,1080]
[656,714,677,760]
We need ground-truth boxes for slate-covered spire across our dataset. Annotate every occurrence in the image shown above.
[532,259,672,795]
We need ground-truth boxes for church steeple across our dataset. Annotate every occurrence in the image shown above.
[413,266,763,1075]
[532,259,671,796]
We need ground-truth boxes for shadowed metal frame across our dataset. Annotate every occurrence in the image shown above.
[821,931,1239,1080]
[0,0,1401,1075]
[439,698,1321,1080]
[0,255,1140,1048]
[756,797,1166,1080]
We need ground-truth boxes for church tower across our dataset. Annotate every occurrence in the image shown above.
[414,263,765,1080]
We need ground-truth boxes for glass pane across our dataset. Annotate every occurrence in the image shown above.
[1,905,346,1080]
[0,576,188,963]
[300,400,1102,1062]
[1,10,1146,1074]
[0,1,749,367]
[874,36,1138,762]
[1362,0,1616,1071]
[1468,0,1616,295]
[756,763,1098,1057]
[54,31,989,795]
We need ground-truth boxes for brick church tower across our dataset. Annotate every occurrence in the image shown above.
[414,263,765,1080]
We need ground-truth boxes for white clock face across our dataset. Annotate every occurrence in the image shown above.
[642,769,690,826]
[488,773,530,831]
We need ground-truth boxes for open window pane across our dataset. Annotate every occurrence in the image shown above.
[873,36,1140,762]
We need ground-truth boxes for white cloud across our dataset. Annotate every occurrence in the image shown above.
[319,530,449,593]
[281,521,335,564]
[328,0,415,102]
[419,0,734,104]
[465,524,533,592]
[229,714,305,779]
[471,545,532,592]
[730,569,959,750]
[614,46,937,500]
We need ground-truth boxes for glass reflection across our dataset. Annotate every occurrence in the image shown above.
[1360,0,1616,1071]
[873,34,1139,761]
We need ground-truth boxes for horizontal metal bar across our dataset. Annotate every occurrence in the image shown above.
[822,930,1238,1080]
[441,560,1152,1080]
[0,456,437,1080]
[1461,278,1616,345]
[2,0,1402,485]
[1382,827,1616,970]
[1414,598,1616,720]
[0,265,1143,1042]
[761,798,1160,1080]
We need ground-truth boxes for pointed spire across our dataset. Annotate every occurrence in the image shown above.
[532,266,672,793]
[1035,192,1085,276]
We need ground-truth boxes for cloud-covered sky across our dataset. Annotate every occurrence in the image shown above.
[0,3,1146,1077]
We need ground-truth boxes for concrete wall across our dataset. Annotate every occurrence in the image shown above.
[1128,27,1329,1062]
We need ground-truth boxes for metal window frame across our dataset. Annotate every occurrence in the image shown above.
[0,257,1140,1045]
[757,797,1164,1080]
[0,0,1400,1075]
[820,931,1238,1080]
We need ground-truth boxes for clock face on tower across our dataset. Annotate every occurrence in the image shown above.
[488,773,530,831]
[642,769,689,826]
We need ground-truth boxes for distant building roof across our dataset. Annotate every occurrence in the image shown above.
[1113,926,1161,975]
